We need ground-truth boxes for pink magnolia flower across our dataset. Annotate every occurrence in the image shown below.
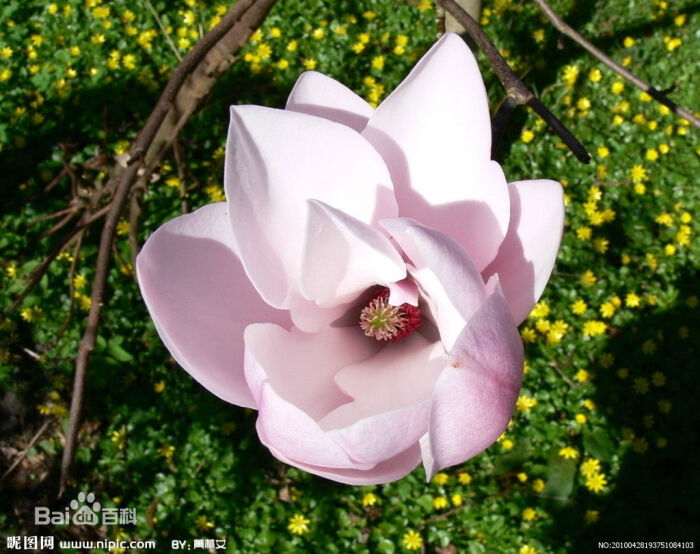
[136,33,564,484]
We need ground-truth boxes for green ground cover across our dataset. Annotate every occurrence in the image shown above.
[0,0,698,552]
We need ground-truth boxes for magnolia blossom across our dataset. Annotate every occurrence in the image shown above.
[137,33,564,484]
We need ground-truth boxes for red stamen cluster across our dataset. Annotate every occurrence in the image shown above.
[359,287,422,342]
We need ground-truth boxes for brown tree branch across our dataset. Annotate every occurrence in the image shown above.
[143,0,182,62]
[56,231,85,341]
[173,137,190,214]
[0,421,51,483]
[127,182,145,277]
[59,0,278,497]
[534,0,700,129]
[438,0,591,163]
[1,206,109,321]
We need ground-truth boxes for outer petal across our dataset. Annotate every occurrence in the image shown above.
[363,32,509,270]
[265,442,421,486]
[420,281,523,478]
[482,179,564,325]
[225,105,398,311]
[381,218,487,351]
[318,333,446,465]
[300,200,406,308]
[245,324,436,477]
[286,70,374,132]
[136,203,289,408]
[244,324,380,467]
[244,324,379,422]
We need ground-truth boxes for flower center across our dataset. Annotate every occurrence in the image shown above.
[359,287,422,342]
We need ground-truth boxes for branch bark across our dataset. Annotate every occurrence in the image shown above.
[1,206,109,321]
[438,0,591,163]
[534,0,699,129]
[59,0,278,497]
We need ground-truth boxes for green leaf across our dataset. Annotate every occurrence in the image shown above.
[583,428,615,462]
[375,538,395,554]
[543,450,576,499]
[494,440,531,473]
[107,336,134,362]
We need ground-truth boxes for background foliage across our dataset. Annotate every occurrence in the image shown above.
[1,0,698,552]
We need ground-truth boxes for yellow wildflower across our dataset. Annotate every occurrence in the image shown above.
[585,473,607,493]
[559,446,579,459]
[361,492,377,506]
[582,321,606,337]
[287,514,310,535]
[402,530,423,550]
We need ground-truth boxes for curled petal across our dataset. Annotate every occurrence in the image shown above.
[319,333,446,464]
[266,442,421,486]
[420,281,523,478]
[387,278,419,306]
[482,179,565,325]
[136,203,289,408]
[381,218,486,351]
[363,33,510,270]
[286,70,374,132]
[244,324,380,467]
[300,200,406,308]
[225,105,398,310]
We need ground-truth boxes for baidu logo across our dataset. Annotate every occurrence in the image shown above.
[69,492,101,525]
[35,490,135,526]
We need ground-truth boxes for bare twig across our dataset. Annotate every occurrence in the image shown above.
[1,206,109,321]
[534,0,699,129]
[436,4,446,36]
[56,231,85,340]
[173,138,190,214]
[0,421,51,483]
[438,0,590,163]
[548,351,578,389]
[127,182,145,276]
[421,505,468,526]
[28,206,77,227]
[142,0,182,62]
[38,209,78,240]
[491,95,518,160]
[59,0,279,497]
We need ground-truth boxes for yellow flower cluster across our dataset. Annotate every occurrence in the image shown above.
[581,458,608,493]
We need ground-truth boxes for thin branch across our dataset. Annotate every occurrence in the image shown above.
[438,0,590,163]
[1,206,109,321]
[548,351,578,389]
[0,421,51,483]
[534,0,699,129]
[127,182,145,277]
[38,209,79,240]
[142,0,182,62]
[28,206,77,227]
[57,231,85,340]
[59,0,279,497]
[173,138,190,214]
[421,505,468,527]
[491,95,518,160]
[436,4,446,37]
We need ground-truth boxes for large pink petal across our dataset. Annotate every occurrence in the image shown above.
[244,323,381,467]
[225,105,398,310]
[266,441,421,485]
[420,281,523,478]
[286,70,374,132]
[136,203,289,408]
[300,200,406,308]
[381,218,487,350]
[363,33,509,270]
[318,333,445,465]
[482,179,564,325]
